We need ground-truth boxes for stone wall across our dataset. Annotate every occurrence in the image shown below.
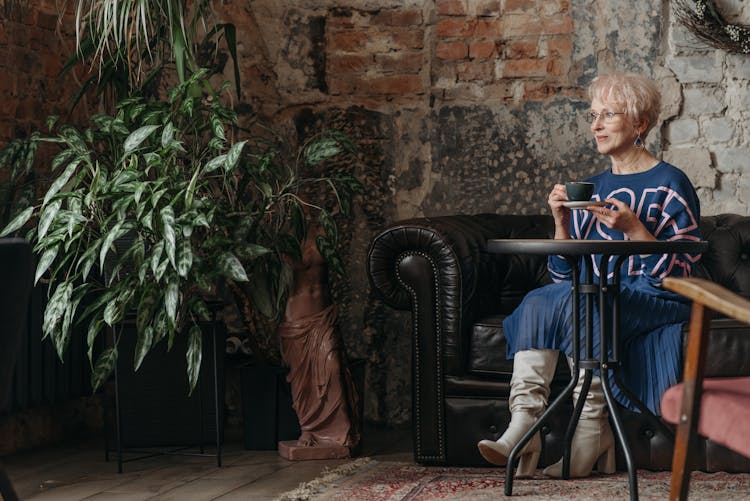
[666,1,750,214]
[217,0,676,425]
[3,0,750,428]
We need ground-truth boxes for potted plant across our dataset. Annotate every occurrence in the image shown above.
[2,67,360,385]
[1,0,363,454]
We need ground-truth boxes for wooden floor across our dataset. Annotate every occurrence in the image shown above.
[2,425,413,500]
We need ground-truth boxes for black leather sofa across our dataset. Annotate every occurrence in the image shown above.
[367,213,750,471]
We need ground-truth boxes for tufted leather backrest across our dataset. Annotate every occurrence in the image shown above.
[487,214,750,313]
[472,216,554,318]
[693,214,750,299]
[367,212,750,377]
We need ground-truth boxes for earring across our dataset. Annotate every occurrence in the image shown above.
[634,134,644,149]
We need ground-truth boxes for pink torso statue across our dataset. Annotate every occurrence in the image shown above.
[277,232,360,459]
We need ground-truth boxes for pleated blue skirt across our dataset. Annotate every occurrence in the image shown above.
[502,281,691,414]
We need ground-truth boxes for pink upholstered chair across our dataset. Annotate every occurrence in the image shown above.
[661,277,750,501]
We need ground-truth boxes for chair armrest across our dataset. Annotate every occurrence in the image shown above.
[661,271,750,499]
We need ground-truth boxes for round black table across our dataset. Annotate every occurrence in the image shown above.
[487,238,709,500]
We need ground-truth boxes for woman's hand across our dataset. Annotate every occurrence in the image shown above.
[548,184,571,239]
[589,198,655,240]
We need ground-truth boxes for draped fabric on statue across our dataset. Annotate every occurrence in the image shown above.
[279,304,359,447]
[503,162,702,414]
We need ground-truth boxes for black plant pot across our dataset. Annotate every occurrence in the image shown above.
[241,358,365,451]
[240,365,300,450]
[104,320,226,450]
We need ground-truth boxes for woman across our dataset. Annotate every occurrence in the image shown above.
[477,72,702,478]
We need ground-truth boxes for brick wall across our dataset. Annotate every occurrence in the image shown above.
[230,0,702,425]
[7,0,748,428]
[0,1,88,147]
[434,0,573,100]
[238,0,580,113]
[327,7,425,97]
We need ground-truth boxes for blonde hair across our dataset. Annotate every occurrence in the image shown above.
[588,72,661,137]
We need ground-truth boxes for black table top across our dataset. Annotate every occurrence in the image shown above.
[487,238,709,256]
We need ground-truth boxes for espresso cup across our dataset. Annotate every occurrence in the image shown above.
[565,182,595,201]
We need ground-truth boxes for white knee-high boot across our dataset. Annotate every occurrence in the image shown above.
[477,349,558,477]
[542,359,616,478]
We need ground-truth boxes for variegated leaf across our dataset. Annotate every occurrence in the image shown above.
[91,347,118,392]
[98,220,125,274]
[224,140,246,172]
[43,281,72,341]
[123,125,159,156]
[161,205,176,269]
[0,206,34,237]
[204,154,226,173]
[161,122,175,148]
[165,279,179,326]
[151,240,164,277]
[43,159,80,207]
[86,319,104,363]
[38,199,62,239]
[219,252,249,281]
[177,238,193,277]
[134,325,154,371]
[35,245,59,284]
[186,324,203,394]
[103,298,122,326]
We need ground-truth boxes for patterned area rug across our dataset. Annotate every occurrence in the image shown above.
[277,458,750,500]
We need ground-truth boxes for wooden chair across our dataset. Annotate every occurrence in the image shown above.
[661,277,750,501]
[0,238,34,501]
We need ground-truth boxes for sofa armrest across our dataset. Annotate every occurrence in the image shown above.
[369,215,486,374]
[368,214,553,372]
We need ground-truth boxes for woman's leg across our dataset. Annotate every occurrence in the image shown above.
[543,357,615,478]
[477,348,558,477]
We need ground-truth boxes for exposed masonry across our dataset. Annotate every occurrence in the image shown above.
[3,0,750,427]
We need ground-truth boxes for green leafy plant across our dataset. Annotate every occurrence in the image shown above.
[64,0,241,109]
[0,135,38,227]
[1,70,361,392]
[1,0,26,19]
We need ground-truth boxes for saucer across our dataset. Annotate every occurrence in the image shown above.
[562,201,607,209]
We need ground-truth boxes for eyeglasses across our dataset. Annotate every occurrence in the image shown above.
[585,110,625,123]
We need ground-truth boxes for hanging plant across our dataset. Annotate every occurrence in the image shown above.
[674,0,750,54]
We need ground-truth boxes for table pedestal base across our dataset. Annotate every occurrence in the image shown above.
[488,238,708,501]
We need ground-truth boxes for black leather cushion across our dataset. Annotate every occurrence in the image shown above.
[467,315,750,382]
[700,319,750,377]
[468,315,513,376]
[467,314,570,381]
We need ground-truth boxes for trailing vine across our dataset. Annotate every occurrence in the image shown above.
[674,0,750,54]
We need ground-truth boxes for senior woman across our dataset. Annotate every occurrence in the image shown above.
[477,72,702,478]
